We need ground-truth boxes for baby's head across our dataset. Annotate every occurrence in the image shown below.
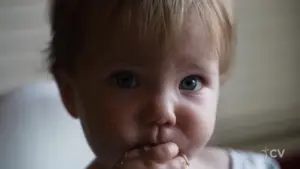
[48,0,234,168]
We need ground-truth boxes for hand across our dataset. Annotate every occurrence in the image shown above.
[114,142,189,169]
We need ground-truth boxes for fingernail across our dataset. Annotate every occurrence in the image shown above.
[182,154,190,166]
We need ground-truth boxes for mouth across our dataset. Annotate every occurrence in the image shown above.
[129,128,180,153]
[129,140,174,153]
[130,143,162,151]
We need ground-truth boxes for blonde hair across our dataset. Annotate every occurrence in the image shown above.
[48,0,234,80]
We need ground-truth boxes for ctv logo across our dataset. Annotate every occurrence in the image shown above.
[261,147,286,158]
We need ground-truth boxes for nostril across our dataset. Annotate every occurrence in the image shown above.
[156,116,176,126]
[140,96,176,126]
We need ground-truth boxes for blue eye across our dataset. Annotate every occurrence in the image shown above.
[179,75,202,91]
[111,71,138,88]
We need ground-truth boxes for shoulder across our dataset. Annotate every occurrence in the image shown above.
[228,149,281,169]
[195,147,280,169]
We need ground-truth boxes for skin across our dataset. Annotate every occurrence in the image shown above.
[57,11,228,169]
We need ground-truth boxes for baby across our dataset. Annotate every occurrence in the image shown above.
[48,0,280,169]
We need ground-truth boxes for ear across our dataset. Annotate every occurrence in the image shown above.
[55,73,79,119]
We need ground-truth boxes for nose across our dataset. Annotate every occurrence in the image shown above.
[140,90,176,126]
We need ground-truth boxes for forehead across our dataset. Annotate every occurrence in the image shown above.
[79,6,217,71]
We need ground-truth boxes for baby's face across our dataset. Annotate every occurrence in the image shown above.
[62,13,219,167]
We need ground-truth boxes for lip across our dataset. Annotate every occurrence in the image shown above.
[129,127,176,152]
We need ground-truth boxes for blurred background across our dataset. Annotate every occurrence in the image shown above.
[0,0,299,169]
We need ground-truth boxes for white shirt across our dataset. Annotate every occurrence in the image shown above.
[229,150,281,169]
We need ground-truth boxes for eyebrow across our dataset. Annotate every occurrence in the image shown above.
[176,58,218,73]
[100,57,149,69]
[99,55,218,75]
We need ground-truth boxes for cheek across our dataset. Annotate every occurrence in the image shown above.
[178,106,216,142]
[177,94,217,154]
[77,91,140,156]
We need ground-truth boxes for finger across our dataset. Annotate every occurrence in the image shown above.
[124,145,152,159]
[126,148,140,158]
[142,142,179,162]
[120,146,149,166]
[162,155,189,169]
[116,157,159,169]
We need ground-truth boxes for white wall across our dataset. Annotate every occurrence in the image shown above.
[0,0,50,94]
[297,0,300,107]
[0,82,94,169]
[213,0,300,151]
[219,0,299,115]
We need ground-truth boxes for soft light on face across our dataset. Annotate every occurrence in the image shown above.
[62,11,220,168]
